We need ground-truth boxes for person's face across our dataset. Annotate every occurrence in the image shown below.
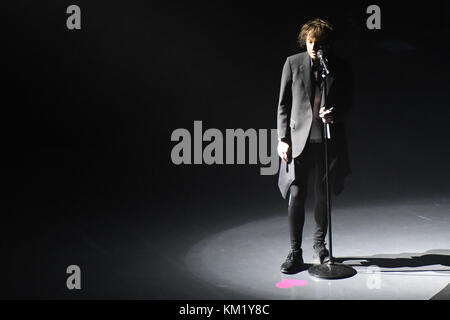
[306,34,326,61]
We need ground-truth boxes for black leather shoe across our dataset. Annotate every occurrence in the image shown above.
[312,242,330,264]
[280,249,304,274]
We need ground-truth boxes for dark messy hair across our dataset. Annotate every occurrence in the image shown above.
[298,18,335,48]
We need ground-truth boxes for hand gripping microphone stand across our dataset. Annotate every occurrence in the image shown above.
[308,52,357,279]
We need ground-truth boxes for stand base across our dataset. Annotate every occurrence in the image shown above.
[308,262,357,279]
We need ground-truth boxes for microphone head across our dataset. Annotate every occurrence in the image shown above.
[317,49,324,59]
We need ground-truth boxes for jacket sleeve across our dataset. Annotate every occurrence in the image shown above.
[277,57,292,142]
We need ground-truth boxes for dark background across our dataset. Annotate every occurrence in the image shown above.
[2,1,449,298]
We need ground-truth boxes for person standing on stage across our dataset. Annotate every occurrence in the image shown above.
[277,18,352,274]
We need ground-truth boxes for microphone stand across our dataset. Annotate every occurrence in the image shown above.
[308,60,357,280]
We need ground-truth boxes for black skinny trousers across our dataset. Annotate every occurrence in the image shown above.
[288,142,328,250]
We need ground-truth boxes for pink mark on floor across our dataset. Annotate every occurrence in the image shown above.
[276,279,308,288]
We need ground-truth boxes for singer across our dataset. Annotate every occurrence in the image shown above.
[276,18,352,274]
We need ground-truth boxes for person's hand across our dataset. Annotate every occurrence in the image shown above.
[277,141,290,162]
[319,106,334,124]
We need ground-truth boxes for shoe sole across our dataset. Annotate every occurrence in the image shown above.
[280,261,305,274]
[280,265,305,274]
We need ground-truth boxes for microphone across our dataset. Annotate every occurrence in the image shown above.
[317,49,332,139]
[317,49,330,76]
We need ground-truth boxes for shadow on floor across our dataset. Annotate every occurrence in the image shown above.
[334,249,450,270]
[430,283,450,300]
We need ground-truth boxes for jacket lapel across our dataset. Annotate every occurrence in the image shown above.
[299,55,313,107]
[299,53,336,107]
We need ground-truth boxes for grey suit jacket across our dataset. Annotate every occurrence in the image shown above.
[277,51,352,199]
